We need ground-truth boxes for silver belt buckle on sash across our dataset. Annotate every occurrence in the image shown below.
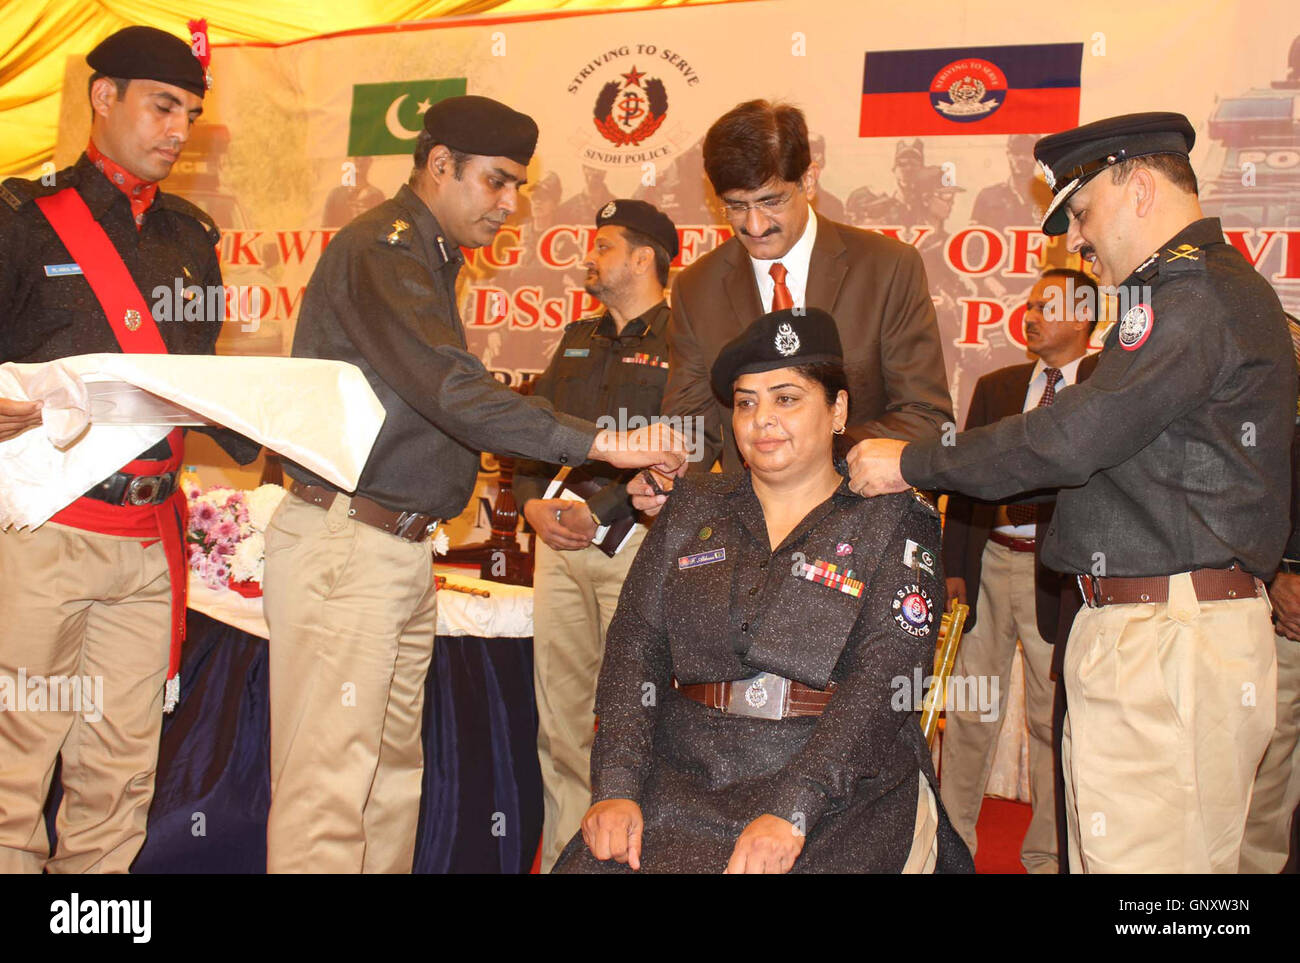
[727,672,788,720]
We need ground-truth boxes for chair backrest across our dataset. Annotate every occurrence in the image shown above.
[921,599,969,749]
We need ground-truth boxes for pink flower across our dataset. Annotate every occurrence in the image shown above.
[193,502,218,525]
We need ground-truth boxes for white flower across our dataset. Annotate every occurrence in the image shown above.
[246,484,288,532]
[230,531,266,583]
[431,526,450,556]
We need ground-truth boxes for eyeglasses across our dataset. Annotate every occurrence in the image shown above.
[720,184,803,219]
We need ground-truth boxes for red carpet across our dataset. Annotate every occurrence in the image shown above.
[972,796,1033,874]
[532,795,1036,874]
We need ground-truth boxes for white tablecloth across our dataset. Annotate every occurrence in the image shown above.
[188,565,533,640]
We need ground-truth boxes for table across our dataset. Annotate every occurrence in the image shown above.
[47,571,544,873]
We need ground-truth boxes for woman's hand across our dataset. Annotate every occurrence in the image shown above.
[581,798,644,869]
[725,813,804,874]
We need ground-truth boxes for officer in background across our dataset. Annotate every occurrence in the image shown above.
[514,199,678,873]
[0,26,257,873]
[848,113,1297,873]
[940,268,1099,874]
[264,96,686,873]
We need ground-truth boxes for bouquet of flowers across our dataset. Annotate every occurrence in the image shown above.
[185,482,287,597]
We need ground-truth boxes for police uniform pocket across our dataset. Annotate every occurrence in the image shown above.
[2,308,75,359]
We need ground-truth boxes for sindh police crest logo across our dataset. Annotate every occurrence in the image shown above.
[1118,303,1154,351]
[892,584,935,637]
[600,201,618,219]
[774,322,800,356]
[593,65,668,147]
[930,58,1007,121]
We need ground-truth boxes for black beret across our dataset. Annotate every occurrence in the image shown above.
[86,26,207,98]
[422,95,538,166]
[595,199,679,259]
[711,307,843,403]
[1034,112,1196,236]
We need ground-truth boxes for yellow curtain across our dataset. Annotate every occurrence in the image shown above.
[0,0,727,177]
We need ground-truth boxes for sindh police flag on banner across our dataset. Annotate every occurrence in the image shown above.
[347,78,467,155]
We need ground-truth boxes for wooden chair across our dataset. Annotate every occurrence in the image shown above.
[921,599,969,750]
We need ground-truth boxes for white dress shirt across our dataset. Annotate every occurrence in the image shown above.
[749,205,818,311]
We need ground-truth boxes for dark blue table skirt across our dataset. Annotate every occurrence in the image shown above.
[48,611,543,873]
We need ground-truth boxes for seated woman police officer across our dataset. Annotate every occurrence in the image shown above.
[553,307,972,874]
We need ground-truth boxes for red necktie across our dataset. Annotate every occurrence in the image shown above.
[1005,367,1063,526]
[769,262,794,311]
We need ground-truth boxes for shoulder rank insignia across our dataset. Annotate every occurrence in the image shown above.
[1165,243,1200,263]
[0,181,22,211]
[386,219,410,245]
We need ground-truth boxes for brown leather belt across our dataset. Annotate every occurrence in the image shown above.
[989,530,1036,553]
[1077,564,1261,608]
[291,482,441,542]
[672,674,836,720]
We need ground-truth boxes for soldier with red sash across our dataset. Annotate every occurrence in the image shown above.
[0,25,257,873]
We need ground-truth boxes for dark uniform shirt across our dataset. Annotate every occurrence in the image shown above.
[1,154,223,363]
[903,217,1298,579]
[286,184,597,518]
[560,470,970,873]
[0,153,257,464]
[513,301,671,524]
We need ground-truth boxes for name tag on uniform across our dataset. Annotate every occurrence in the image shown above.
[44,263,83,277]
[563,348,590,358]
[678,548,725,569]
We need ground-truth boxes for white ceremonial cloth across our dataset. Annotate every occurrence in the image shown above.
[188,567,534,640]
[0,353,386,529]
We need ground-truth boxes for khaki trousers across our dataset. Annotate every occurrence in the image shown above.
[0,522,170,874]
[1061,573,1276,873]
[534,527,644,874]
[1240,631,1300,873]
[938,540,1058,873]
[902,772,939,874]
[263,492,437,874]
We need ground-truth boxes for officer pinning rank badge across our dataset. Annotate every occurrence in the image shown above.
[893,584,935,637]
[1118,303,1154,351]
[799,558,864,598]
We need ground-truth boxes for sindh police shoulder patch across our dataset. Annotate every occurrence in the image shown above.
[892,584,935,637]
[1117,303,1153,351]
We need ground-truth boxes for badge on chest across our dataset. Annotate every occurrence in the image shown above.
[678,547,725,570]
[797,557,864,598]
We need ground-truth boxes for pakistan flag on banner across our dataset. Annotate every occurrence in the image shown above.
[348,78,467,156]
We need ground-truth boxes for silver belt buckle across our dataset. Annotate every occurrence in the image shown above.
[126,473,164,505]
[394,511,439,540]
[726,672,788,720]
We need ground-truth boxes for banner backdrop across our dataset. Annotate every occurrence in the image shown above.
[52,0,1300,517]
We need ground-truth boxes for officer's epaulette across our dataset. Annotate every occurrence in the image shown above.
[1159,242,1206,275]
[377,216,414,250]
[0,165,79,212]
[155,192,220,245]
[1132,242,1207,282]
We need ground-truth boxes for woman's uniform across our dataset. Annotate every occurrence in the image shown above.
[554,471,974,873]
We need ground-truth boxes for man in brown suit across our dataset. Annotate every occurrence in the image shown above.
[661,101,952,472]
[940,268,1099,874]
